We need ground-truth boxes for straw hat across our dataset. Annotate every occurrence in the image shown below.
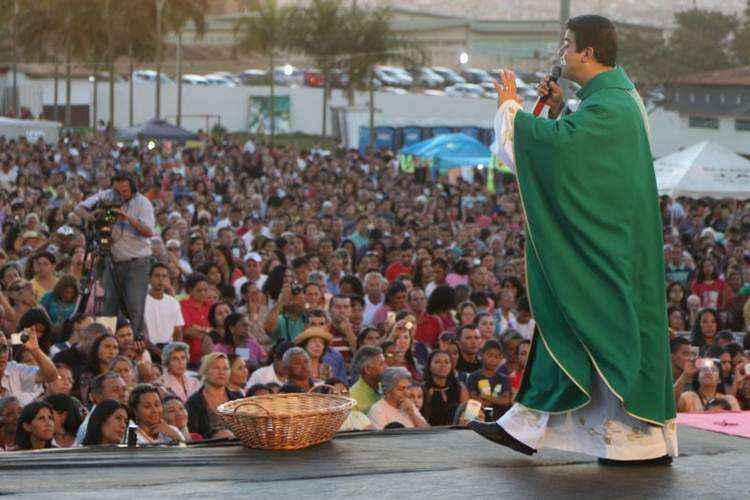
[294,327,333,346]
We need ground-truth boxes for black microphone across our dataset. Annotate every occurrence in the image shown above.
[532,65,562,117]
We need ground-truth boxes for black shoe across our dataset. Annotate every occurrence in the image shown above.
[597,455,673,466]
[468,420,537,456]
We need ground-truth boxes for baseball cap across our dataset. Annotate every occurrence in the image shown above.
[244,252,262,263]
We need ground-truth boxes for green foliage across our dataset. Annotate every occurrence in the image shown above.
[733,1,750,65]
[667,9,739,74]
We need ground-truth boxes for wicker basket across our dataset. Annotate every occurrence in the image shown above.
[217,390,356,450]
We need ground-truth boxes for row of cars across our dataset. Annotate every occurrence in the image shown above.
[126,65,540,100]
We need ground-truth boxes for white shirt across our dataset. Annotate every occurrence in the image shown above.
[1,361,42,406]
[144,292,185,344]
[516,319,536,341]
[245,364,283,389]
[363,295,384,327]
[367,399,415,430]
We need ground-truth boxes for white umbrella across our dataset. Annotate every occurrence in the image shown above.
[654,141,750,199]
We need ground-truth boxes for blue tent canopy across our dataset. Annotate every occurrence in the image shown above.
[401,133,492,173]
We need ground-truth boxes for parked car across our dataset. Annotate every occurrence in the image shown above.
[132,69,174,85]
[88,72,124,83]
[182,74,210,85]
[409,67,445,88]
[373,66,412,89]
[461,67,493,85]
[431,67,466,86]
[444,83,484,98]
[381,86,409,95]
[237,69,270,86]
[304,69,325,87]
[204,73,237,86]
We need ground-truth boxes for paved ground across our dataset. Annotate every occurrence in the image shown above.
[0,426,748,499]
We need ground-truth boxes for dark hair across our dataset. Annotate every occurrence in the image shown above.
[208,301,235,329]
[222,312,245,348]
[25,251,56,280]
[457,323,478,340]
[184,272,208,293]
[246,384,270,396]
[150,262,170,277]
[127,383,161,423]
[340,275,363,296]
[15,401,54,450]
[566,15,618,67]
[82,399,128,445]
[52,274,79,302]
[44,394,83,436]
[481,339,503,355]
[17,307,53,352]
[357,327,381,350]
[716,331,735,344]
[691,308,718,348]
[262,265,287,301]
[384,281,407,306]
[695,258,719,283]
[426,285,456,314]
[669,336,690,354]
[88,334,118,374]
[422,350,461,422]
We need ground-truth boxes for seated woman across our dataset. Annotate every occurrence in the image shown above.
[158,342,201,403]
[128,383,185,445]
[368,367,429,430]
[0,396,21,450]
[40,275,79,328]
[294,327,334,381]
[81,399,129,446]
[386,319,422,381]
[13,401,56,450]
[79,334,120,405]
[423,350,468,426]
[45,394,83,448]
[109,356,137,391]
[163,394,200,442]
[185,353,243,440]
[226,354,250,394]
[214,313,266,367]
[678,359,741,412]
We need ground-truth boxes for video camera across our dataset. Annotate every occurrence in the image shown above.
[90,192,124,252]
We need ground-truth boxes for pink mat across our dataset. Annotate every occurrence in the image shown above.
[677,411,750,438]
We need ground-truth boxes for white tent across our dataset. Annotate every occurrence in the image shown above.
[654,141,750,199]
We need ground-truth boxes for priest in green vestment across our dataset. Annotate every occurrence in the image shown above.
[469,15,677,465]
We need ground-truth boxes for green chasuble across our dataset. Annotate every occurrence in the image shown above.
[513,67,676,426]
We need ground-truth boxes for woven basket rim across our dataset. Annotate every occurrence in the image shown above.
[217,393,356,418]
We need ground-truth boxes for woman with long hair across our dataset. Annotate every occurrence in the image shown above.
[387,319,422,381]
[422,350,468,426]
[25,251,58,301]
[426,285,457,333]
[677,359,740,412]
[44,394,83,448]
[81,399,129,446]
[690,258,725,310]
[14,401,56,450]
[40,274,79,327]
[691,308,719,349]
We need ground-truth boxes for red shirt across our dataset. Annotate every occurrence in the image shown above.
[180,296,215,365]
[413,313,444,349]
[691,279,725,310]
[384,261,412,283]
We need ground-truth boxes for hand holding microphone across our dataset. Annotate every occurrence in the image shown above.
[533,66,564,117]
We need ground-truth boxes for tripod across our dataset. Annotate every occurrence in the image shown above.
[73,225,131,323]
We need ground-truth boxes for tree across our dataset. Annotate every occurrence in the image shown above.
[160,0,207,125]
[338,6,425,146]
[235,0,292,144]
[733,1,750,65]
[287,0,349,138]
[15,0,101,127]
[667,9,739,76]
[617,27,669,87]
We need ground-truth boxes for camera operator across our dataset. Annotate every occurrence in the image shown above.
[74,171,155,338]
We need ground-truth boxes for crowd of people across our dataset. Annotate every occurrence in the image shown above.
[0,128,748,451]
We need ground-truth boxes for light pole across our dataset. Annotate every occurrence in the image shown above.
[155,0,166,120]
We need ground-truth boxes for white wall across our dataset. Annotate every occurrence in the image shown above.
[649,108,750,158]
